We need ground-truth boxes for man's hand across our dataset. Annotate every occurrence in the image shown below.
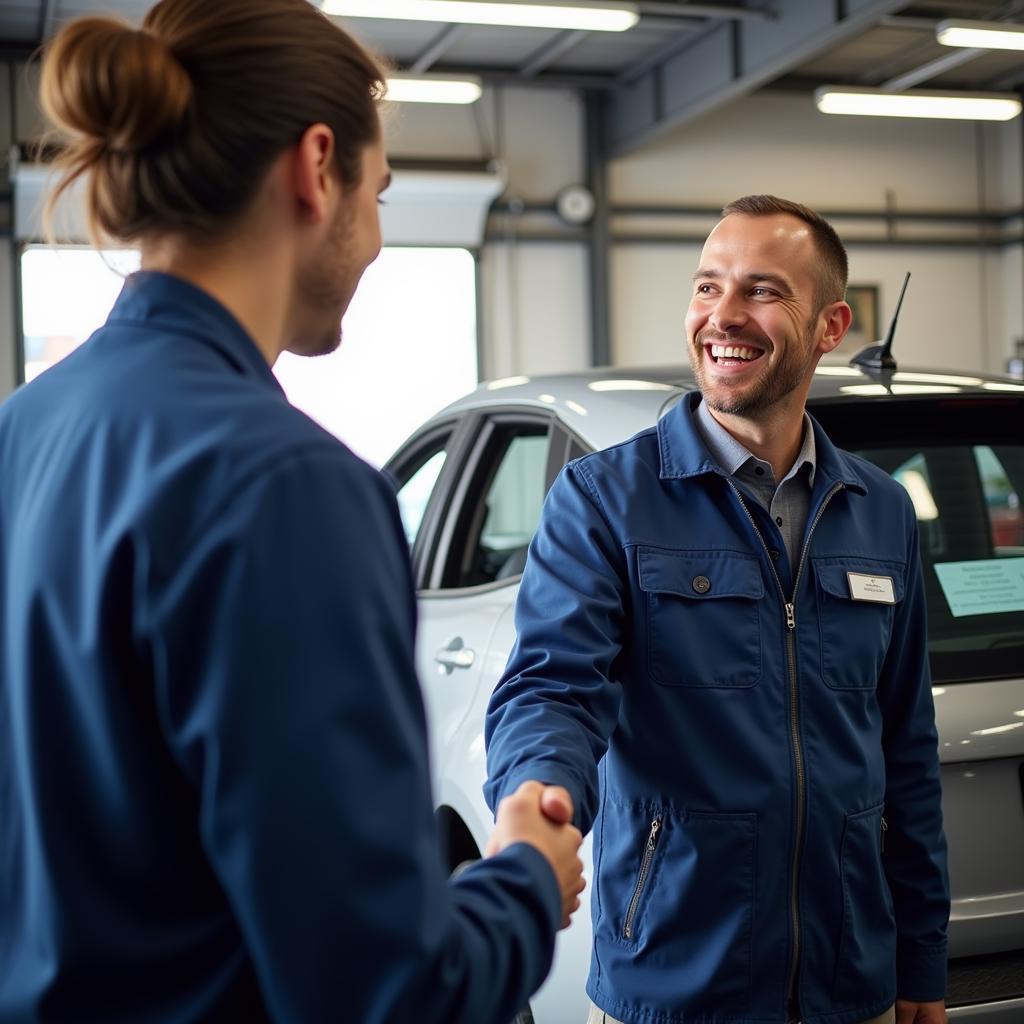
[486,781,585,928]
[539,785,574,825]
[896,999,947,1024]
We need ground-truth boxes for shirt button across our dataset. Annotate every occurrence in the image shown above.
[775,516,783,526]
[754,466,765,477]
[768,548,780,560]
[692,575,711,594]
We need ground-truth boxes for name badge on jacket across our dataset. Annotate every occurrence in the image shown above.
[847,572,896,604]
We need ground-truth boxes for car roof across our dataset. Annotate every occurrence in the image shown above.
[434,358,1024,454]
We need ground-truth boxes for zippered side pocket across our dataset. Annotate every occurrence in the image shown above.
[623,816,662,940]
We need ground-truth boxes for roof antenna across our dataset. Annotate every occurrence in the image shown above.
[850,271,909,374]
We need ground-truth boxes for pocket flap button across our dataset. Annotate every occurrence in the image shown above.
[692,575,711,594]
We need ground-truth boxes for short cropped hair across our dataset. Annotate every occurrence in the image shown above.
[721,194,848,311]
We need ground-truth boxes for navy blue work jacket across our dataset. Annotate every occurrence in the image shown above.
[0,272,560,1023]
[485,392,950,1024]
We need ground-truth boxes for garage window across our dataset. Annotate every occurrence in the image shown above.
[20,246,140,383]
[18,246,478,473]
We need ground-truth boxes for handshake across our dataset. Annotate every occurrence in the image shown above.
[486,782,586,929]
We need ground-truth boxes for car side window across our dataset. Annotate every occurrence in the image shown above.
[396,449,447,548]
[976,445,1024,556]
[435,421,552,590]
[476,434,549,581]
[857,440,1024,684]
[387,425,458,563]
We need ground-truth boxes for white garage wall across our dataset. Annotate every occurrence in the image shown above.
[611,91,989,209]
[480,241,591,379]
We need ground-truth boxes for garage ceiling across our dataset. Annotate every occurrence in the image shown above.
[2,1,1024,153]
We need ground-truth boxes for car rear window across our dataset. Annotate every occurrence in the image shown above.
[816,396,1024,685]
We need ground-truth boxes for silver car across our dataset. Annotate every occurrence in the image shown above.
[386,361,1024,1024]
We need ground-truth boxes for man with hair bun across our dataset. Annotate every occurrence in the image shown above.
[486,197,949,1024]
[0,1,584,1021]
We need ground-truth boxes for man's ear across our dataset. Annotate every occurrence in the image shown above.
[291,123,337,226]
[818,300,854,356]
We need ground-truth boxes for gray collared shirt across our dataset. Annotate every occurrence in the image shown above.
[694,398,817,568]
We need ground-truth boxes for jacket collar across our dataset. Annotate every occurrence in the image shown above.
[658,391,868,496]
[105,271,284,394]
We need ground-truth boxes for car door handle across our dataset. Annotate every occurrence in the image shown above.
[435,637,476,674]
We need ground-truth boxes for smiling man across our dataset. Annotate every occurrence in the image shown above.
[485,196,950,1024]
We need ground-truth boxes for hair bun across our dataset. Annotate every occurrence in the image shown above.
[41,16,191,154]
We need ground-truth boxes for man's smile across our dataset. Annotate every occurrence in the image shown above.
[707,342,765,364]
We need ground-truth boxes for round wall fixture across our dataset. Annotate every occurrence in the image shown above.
[555,184,596,225]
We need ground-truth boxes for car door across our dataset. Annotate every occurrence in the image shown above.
[816,394,1024,1017]
[406,411,559,791]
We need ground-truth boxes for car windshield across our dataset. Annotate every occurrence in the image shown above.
[816,397,1024,684]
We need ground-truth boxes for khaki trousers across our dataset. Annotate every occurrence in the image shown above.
[587,1001,896,1024]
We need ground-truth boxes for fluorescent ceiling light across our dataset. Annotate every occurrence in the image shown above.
[815,86,1021,121]
[385,75,482,104]
[324,0,639,32]
[937,18,1024,50]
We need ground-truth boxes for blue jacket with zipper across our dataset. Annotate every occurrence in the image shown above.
[0,271,562,1024]
[485,391,950,1024]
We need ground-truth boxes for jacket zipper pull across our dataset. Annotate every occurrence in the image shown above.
[785,602,796,630]
[881,816,888,852]
[647,818,661,850]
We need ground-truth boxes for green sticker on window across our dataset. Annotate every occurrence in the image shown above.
[933,558,1024,618]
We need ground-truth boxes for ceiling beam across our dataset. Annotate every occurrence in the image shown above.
[603,0,912,158]
[519,29,591,78]
[879,46,987,91]
[409,24,464,74]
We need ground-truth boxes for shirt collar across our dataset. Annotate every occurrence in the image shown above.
[659,391,867,495]
[694,397,816,487]
[104,270,283,393]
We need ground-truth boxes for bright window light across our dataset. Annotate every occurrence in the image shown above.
[323,0,639,32]
[21,246,141,383]
[815,86,1022,121]
[386,75,482,105]
[274,248,478,467]
[937,18,1024,51]
[20,246,478,471]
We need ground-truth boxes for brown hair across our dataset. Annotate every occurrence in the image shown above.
[721,194,848,310]
[39,0,385,244]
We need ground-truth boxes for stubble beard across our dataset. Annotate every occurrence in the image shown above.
[297,201,359,358]
[691,323,818,418]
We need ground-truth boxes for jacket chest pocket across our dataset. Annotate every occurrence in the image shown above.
[638,547,764,688]
[813,559,905,690]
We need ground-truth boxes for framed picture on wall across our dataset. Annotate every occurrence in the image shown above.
[839,284,880,354]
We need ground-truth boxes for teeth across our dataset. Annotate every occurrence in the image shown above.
[710,344,760,361]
